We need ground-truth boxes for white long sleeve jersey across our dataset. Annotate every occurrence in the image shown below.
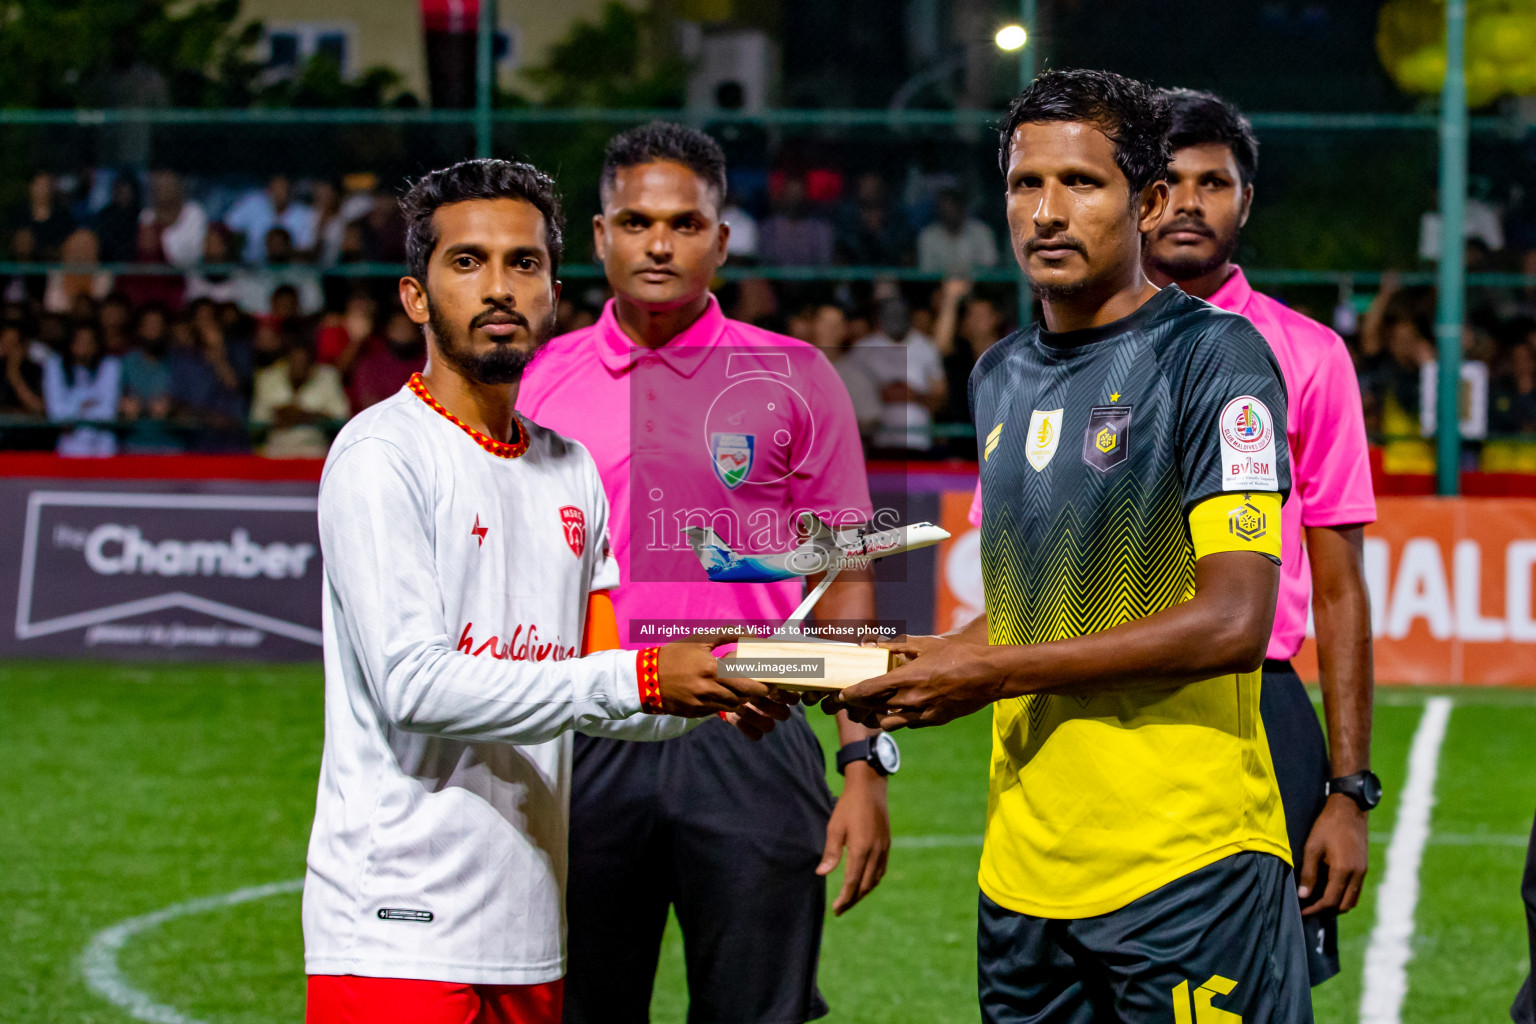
[303,384,688,986]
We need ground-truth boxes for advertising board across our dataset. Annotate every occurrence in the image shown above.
[0,476,322,661]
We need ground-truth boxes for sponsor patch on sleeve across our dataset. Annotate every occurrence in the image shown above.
[1218,396,1278,491]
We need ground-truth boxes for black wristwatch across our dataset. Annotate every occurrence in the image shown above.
[836,734,900,777]
[1326,770,1383,811]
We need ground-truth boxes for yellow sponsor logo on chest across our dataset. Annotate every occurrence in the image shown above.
[985,422,1004,461]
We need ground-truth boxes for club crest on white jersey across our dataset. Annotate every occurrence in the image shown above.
[559,506,586,557]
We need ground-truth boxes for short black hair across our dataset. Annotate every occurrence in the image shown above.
[998,68,1171,197]
[1161,88,1259,186]
[601,121,728,208]
[401,159,565,283]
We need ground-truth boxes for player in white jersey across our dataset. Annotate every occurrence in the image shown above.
[303,159,787,1024]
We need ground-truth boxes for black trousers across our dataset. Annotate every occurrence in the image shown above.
[1511,808,1536,1023]
[1260,659,1340,986]
[562,712,834,1024]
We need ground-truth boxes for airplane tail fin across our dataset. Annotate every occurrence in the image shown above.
[685,526,738,577]
[795,511,834,545]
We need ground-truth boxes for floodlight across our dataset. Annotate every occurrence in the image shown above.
[995,25,1027,51]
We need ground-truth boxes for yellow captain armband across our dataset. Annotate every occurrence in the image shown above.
[1187,492,1282,564]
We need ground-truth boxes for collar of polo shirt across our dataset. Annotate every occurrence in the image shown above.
[1206,264,1255,312]
[594,294,729,380]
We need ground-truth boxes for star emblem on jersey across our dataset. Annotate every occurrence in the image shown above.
[1081,405,1133,472]
[984,422,1004,462]
[559,506,586,558]
[471,515,488,547]
[1228,500,1268,541]
[711,432,755,490]
[1025,409,1063,471]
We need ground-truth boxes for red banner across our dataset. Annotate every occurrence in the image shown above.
[933,492,1536,687]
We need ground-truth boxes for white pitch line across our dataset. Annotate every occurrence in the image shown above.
[81,878,303,1024]
[1359,696,1454,1024]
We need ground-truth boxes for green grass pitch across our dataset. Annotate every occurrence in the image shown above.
[0,662,1532,1024]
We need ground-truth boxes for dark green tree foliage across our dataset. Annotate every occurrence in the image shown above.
[522,1,689,108]
[0,0,405,109]
[258,54,406,109]
[0,0,240,108]
[509,2,691,262]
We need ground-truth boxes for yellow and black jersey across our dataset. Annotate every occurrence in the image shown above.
[970,285,1293,919]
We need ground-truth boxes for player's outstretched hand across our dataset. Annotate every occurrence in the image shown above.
[823,634,1000,731]
[655,632,786,718]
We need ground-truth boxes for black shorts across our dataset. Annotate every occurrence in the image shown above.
[1260,659,1340,986]
[978,852,1313,1024]
[562,711,834,1024]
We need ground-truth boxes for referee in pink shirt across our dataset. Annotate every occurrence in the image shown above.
[1145,89,1380,987]
[519,123,891,1024]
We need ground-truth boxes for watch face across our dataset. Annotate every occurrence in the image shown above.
[1362,772,1383,808]
[874,734,900,774]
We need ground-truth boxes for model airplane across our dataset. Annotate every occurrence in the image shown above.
[685,513,950,583]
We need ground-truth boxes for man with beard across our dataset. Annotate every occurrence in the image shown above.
[1144,89,1379,988]
[519,123,888,1024]
[303,159,789,1024]
[830,70,1311,1022]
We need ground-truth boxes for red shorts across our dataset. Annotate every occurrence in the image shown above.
[306,974,563,1024]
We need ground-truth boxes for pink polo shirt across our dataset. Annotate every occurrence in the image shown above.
[965,272,1375,660]
[518,296,873,648]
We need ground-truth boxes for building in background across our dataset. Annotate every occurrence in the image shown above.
[239,0,649,107]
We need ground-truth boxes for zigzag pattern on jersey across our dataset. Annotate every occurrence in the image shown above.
[985,463,1193,733]
[988,337,1169,536]
[982,461,1194,650]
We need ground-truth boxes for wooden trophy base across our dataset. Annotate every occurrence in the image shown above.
[720,640,904,693]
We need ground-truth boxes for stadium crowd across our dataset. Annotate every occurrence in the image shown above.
[2,164,1536,465]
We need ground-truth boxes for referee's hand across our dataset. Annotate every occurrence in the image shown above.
[720,696,795,741]
[1297,793,1369,917]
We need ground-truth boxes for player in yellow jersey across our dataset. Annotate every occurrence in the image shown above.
[830,69,1312,1023]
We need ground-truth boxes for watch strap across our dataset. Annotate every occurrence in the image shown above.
[835,739,874,775]
[1327,770,1380,809]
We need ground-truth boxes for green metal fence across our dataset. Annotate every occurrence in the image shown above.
[0,6,1503,486]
